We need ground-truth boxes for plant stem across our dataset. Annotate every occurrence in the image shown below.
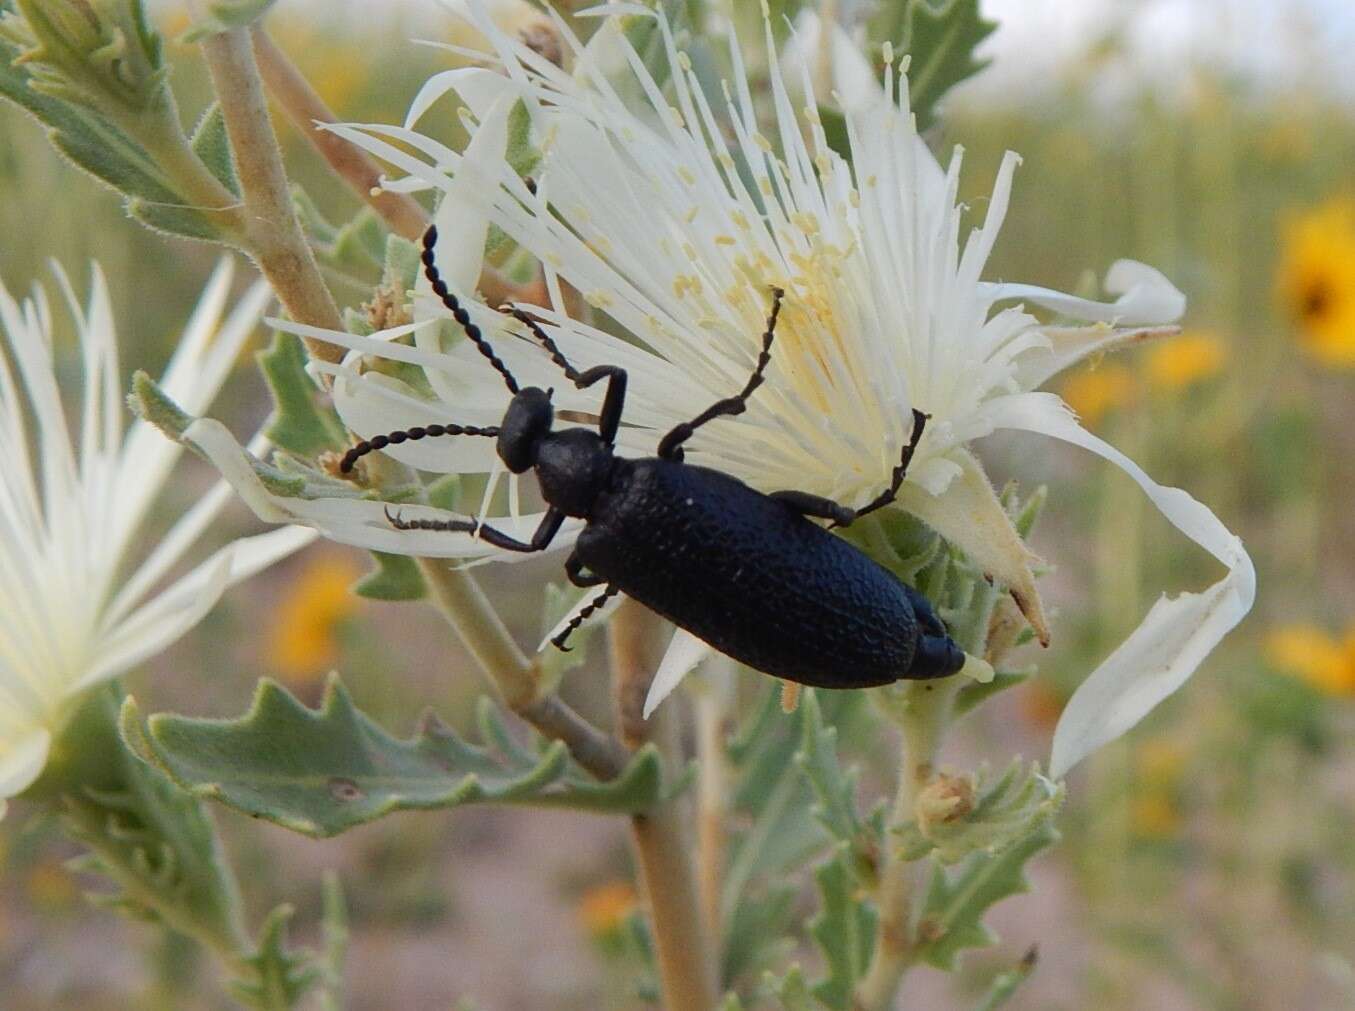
[694,659,734,940]
[199,27,344,362]
[416,558,627,780]
[854,683,956,1011]
[610,600,719,1011]
[250,28,429,241]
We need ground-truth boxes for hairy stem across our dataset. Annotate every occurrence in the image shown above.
[416,558,626,780]
[250,28,429,241]
[854,683,957,1011]
[610,601,718,1011]
[199,27,344,362]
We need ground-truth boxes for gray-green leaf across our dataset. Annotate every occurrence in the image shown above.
[120,677,677,837]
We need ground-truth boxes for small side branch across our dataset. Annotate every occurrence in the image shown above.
[199,27,344,361]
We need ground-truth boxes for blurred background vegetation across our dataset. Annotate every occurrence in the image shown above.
[1,2,1353,1008]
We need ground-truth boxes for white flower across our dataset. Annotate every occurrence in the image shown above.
[185,2,1253,776]
[0,262,314,812]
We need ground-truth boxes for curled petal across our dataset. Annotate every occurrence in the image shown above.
[1014,324,1179,392]
[976,393,1255,778]
[984,259,1186,326]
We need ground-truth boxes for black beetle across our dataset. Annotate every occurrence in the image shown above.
[339,226,967,690]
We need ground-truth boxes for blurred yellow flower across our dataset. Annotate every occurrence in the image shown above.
[1275,198,1355,367]
[576,880,638,939]
[1130,738,1187,839]
[265,554,362,684]
[268,16,373,113]
[1060,363,1137,427]
[1145,331,1228,392]
[1130,793,1181,839]
[1265,624,1355,696]
[1134,738,1187,786]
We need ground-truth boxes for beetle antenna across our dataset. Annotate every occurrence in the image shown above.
[422,225,520,394]
[339,422,500,474]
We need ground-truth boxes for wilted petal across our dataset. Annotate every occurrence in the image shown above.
[895,448,1050,647]
[976,393,1255,777]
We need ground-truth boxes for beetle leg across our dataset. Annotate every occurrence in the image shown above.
[385,505,565,554]
[903,584,949,639]
[833,409,929,526]
[565,550,608,587]
[657,286,785,461]
[769,489,857,527]
[552,585,620,652]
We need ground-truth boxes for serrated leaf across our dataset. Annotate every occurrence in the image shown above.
[796,691,880,887]
[808,849,876,1009]
[721,883,797,988]
[352,551,426,601]
[190,101,238,196]
[228,903,321,1010]
[895,760,1063,865]
[914,820,1058,971]
[257,331,346,459]
[974,946,1038,1011]
[121,676,675,837]
[762,964,816,1011]
[885,0,997,131]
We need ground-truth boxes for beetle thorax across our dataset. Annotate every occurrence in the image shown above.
[535,427,614,518]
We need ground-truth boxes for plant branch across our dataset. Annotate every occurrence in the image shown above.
[854,683,958,1011]
[199,27,344,360]
[695,661,733,941]
[416,558,626,780]
[610,600,718,1011]
[250,28,429,241]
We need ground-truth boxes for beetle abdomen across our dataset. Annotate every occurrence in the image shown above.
[578,459,920,688]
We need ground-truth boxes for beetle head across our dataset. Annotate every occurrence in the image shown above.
[498,387,554,473]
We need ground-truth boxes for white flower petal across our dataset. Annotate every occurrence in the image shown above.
[781,11,883,112]
[983,259,1186,326]
[975,393,1255,777]
[1014,324,1178,392]
[0,726,51,802]
[643,628,711,719]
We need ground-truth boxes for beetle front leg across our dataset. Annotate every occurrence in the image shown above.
[552,585,619,651]
[386,506,565,554]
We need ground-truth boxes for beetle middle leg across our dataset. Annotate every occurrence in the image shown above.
[828,408,930,528]
[565,549,608,587]
[552,585,620,652]
[657,286,785,461]
[769,489,856,527]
